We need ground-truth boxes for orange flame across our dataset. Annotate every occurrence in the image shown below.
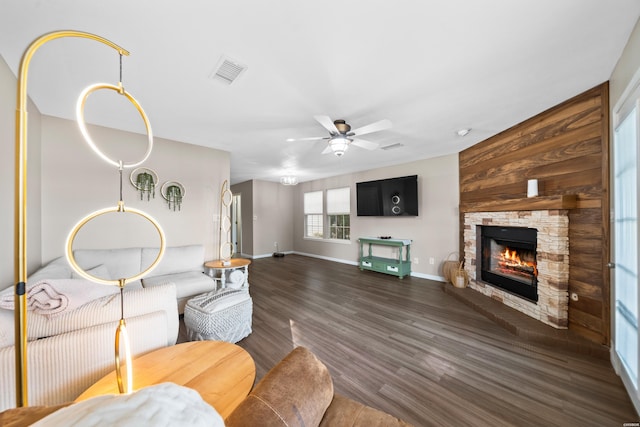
[500,247,537,276]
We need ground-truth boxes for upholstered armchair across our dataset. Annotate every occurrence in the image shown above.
[226,346,413,427]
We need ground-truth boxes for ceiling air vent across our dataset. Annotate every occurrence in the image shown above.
[209,55,247,85]
[381,143,403,151]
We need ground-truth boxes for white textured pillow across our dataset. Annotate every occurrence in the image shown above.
[142,245,204,276]
[28,257,72,283]
[32,382,224,427]
[73,248,142,283]
[71,264,111,280]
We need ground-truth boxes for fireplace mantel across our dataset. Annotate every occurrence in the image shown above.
[460,194,577,213]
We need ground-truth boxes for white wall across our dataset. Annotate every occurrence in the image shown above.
[40,116,229,264]
[231,179,295,258]
[252,180,294,257]
[0,56,42,287]
[293,154,459,280]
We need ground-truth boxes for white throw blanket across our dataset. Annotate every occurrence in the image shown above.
[32,382,224,427]
[0,279,119,316]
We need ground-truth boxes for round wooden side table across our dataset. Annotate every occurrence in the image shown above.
[204,258,251,289]
[75,341,255,419]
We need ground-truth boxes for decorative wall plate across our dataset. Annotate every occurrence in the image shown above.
[130,167,158,189]
[161,181,185,199]
[130,167,158,200]
[161,181,186,211]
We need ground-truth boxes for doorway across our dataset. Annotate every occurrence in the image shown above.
[231,194,242,257]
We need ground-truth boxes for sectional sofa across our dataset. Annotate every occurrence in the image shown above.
[0,244,217,410]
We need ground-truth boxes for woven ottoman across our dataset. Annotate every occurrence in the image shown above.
[184,288,253,343]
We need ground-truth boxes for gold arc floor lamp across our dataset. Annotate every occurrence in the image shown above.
[70,78,165,394]
[13,30,163,407]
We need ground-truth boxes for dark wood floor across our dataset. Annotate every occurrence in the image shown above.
[182,254,638,426]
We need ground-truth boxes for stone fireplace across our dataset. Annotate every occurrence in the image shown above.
[479,225,538,302]
[463,210,569,329]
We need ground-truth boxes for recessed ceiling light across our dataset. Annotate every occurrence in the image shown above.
[457,128,471,137]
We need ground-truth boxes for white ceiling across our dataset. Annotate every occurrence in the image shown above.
[2,1,639,185]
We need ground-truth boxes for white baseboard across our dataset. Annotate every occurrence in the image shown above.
[247,251,294,260]
[292,251,446,282]
[292,251,359,266]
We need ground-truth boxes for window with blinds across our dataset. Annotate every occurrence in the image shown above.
[327,187,350,240]
[304,191,323,238]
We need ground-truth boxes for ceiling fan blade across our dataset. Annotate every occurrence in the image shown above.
[286,136,328,142]
[349,119,392,137]
[314,115,340,134]
[321,144,333,154]
[351,138,379,150]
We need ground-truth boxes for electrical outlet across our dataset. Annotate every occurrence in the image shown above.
[413,257,419,264]
[429,257,435,265]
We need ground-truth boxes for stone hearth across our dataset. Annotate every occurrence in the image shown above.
[463,210,569,328]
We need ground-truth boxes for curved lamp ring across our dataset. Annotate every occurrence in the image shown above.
[65,205,166,286]
[76,83,153,169]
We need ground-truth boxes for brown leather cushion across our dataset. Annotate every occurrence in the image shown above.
[0,403,71,427]
[320,394,413,427]
[226,346,334,427]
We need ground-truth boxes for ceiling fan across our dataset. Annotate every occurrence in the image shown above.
[287,115,392,157]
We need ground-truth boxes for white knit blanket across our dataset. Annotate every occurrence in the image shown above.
[32,382,224,427]
[0,279,119,316]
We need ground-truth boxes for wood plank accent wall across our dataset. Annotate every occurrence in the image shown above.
[459,83,610,345]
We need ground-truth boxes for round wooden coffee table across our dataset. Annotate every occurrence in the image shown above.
[75,341,255,419]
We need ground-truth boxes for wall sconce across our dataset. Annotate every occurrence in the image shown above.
[161,181,185,211]
[130,167,158,201]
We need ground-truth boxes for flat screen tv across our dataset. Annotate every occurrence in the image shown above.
[356,175,418,216]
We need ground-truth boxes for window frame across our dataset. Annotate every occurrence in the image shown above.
[326,187,351,241]
[303,190,324,239]
[303,187,352,242]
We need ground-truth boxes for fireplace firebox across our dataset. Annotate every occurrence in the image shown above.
[479,226,538,302]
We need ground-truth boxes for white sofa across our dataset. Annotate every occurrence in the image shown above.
[0,244,215,411]
[28,244,218,314]
[0,283,179,411]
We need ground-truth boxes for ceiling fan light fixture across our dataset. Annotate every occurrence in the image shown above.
[280,176,298,185]
[330,136,350,157]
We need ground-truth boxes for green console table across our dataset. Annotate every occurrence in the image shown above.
[358,237,412,279]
